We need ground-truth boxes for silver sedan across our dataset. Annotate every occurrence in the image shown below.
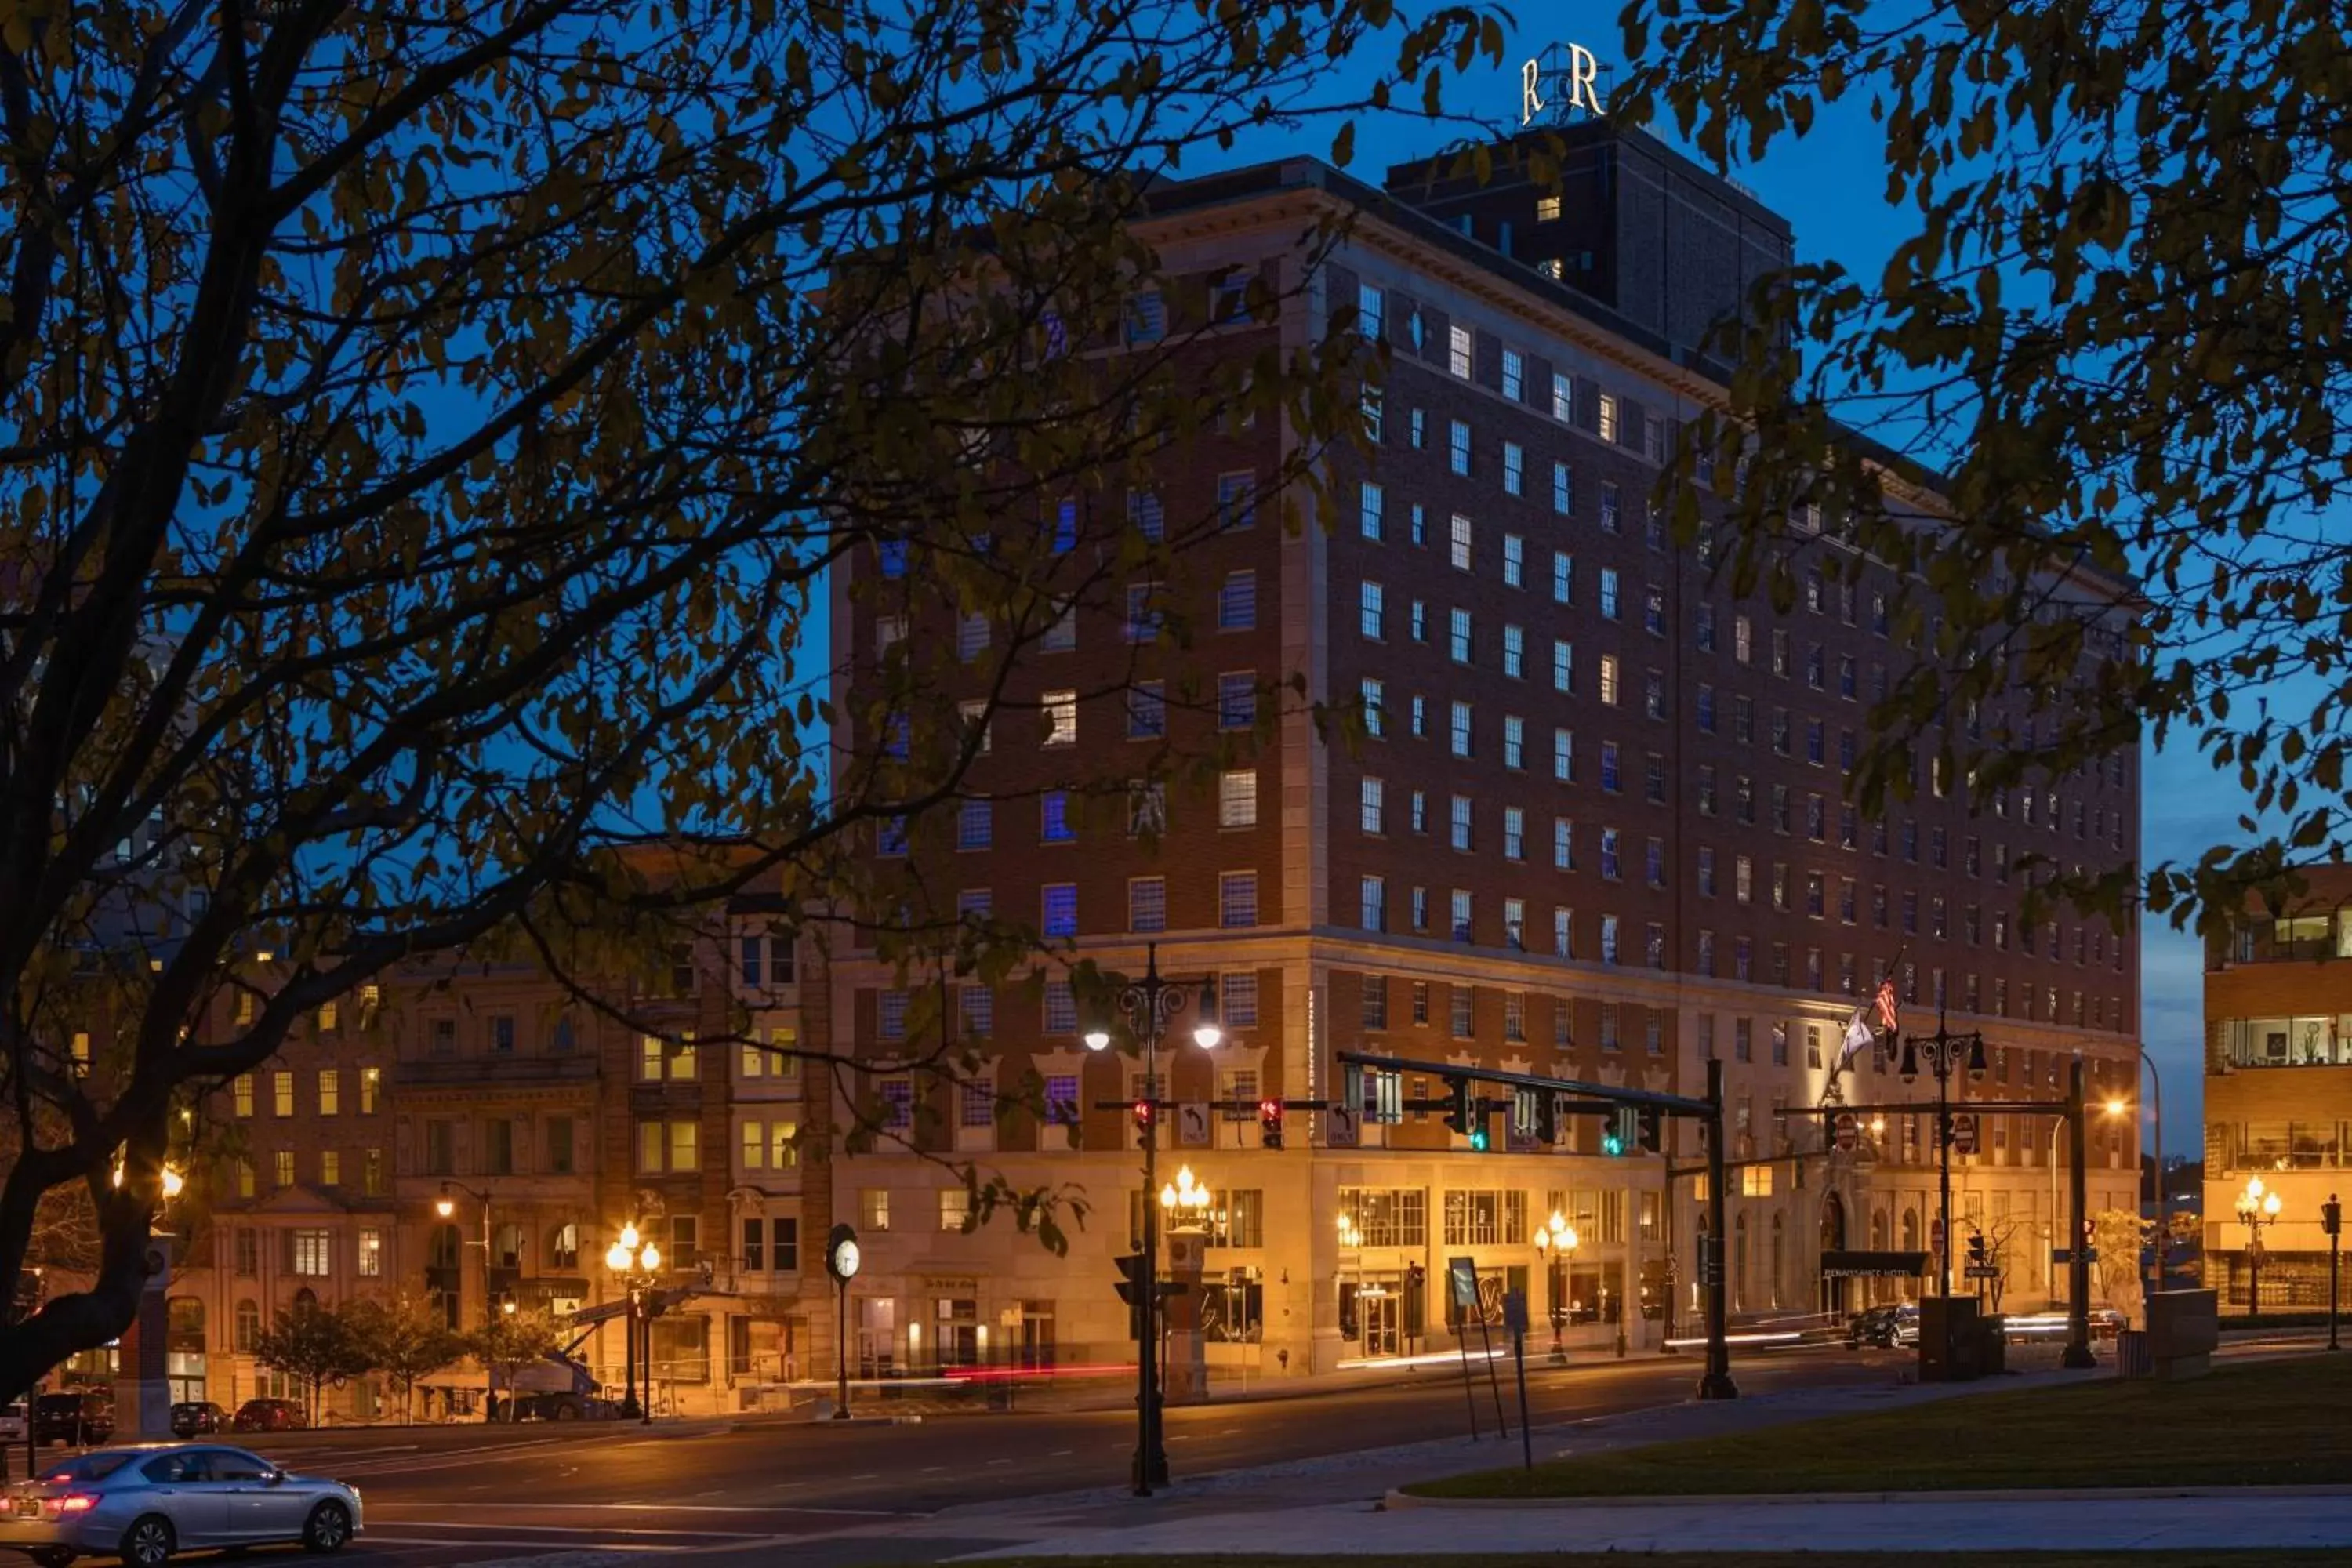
[0,1443,361,1566]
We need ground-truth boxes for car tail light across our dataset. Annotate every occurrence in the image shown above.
[47,1494,98,1515]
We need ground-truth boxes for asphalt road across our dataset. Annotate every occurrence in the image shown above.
[209,1346,1908,1567]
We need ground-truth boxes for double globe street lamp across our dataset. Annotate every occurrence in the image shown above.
[1083,940,1219,1497]
[1531,1211,1580,1364]
[605,1225,662,1422]
[2236,1177,2283,1320]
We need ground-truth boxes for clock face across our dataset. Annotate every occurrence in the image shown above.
[832,1239,861,1279]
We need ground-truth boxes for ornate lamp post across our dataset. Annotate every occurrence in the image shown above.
[1531,1211,1579,1365]
[2235,1176,2283,1319]
[604,1224,662,1422]
[1160,1164,1213,1228]
[1084,940,1219,1497]
[1897,1014,1987,1298]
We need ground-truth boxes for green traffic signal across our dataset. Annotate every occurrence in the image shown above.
[1602,1128,1625,1156]
[1468,1126,1490,1152]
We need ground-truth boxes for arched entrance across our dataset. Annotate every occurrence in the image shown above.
[1819,1192,1850,1317]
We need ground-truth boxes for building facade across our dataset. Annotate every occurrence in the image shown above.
[822,129,2146,1386]
[2203,868,2352,1310]
[117,909,827,1422]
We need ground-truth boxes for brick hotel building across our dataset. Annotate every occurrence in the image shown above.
[822,119,2148,1383]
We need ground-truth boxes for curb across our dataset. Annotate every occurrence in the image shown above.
[728,1414,924,1432]
[1385,1482,2352,1511]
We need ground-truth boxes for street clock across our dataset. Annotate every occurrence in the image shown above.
[826,1222,861,1283]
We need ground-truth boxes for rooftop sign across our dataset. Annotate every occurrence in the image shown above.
[1521,45,1609,125]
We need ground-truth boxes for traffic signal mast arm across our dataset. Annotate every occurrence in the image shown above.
[1335,1048,1715,1118]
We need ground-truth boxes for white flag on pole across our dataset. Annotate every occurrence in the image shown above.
[1835,1006,1874,1070]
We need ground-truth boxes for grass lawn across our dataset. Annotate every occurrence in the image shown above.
[1407,1353,2352,1498]
[953,1557,2350,1567]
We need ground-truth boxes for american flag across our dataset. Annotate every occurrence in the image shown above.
[1871,975,1900,1035]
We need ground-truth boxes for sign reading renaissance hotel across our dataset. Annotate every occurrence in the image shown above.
[1520,43,1609,125]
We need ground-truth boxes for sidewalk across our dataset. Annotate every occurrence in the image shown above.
[948,1491,2352,1556]
[834,1358,2352,1559]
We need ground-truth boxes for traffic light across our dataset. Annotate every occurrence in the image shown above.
[1132,1098,1155,1149]
[2324,1196,2343,1238]
[1442,1076,1475,1138]
[1259,1098,1284,1150]
[1635,1106,1664,1154]
[1532,1091,1558,1145]
[1967,1232,1987,1269]
[1114,1253,1151,1340]
[1602,1104,1636,1156]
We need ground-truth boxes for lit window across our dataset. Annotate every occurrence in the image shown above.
[1218,770,1259,829]
[1042,690,1077,746]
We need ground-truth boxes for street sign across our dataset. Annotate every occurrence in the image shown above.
[1178,1102,1211,1147]
[1820,1250,1931,1279]
[1964,1264,2002,1280]
[1930,1217,1946,1251]
[2051,1247,2100,1264]
[1446,1255,1480,1311]
[1326,1102,1360,1148]
[1951,1113,1979,1156]
[1833,1112,1858,1152]
[1502,1288,1530,1336]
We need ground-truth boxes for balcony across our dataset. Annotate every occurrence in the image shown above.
[396,1054,600,1088]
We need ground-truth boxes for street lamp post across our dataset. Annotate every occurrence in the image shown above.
[1531,1212,1578,1365]
[2103,1044,2166,1311]
[604,1225,662,1423]
[436,1180,497,1326]
[1085,940,1221,1497]
[2234,1176,2282,1319]
[1896,1013,1987,1299]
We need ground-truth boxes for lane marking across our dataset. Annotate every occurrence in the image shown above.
[365,1520,771,1539]
[360,1537,680,1554]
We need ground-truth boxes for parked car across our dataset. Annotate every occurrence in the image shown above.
[0,1403,26,1444]
[230,1399,308,1434]
[0,1443,361,1566]
[1846,1304,1919,1349]
[32,1392,112,1449]
[167,1403,227,1439]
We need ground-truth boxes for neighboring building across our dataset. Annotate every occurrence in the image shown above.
[826,123,2146,1384]
[134,905,827,1421]
[2203,869,2352,1310]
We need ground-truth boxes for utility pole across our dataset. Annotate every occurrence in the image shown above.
[2063,1059,2095,1369]
[1697,1058,1737,1400]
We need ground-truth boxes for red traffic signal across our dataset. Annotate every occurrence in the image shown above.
[1133,1098,1155,1149]
[1258,1098,1283,1150]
